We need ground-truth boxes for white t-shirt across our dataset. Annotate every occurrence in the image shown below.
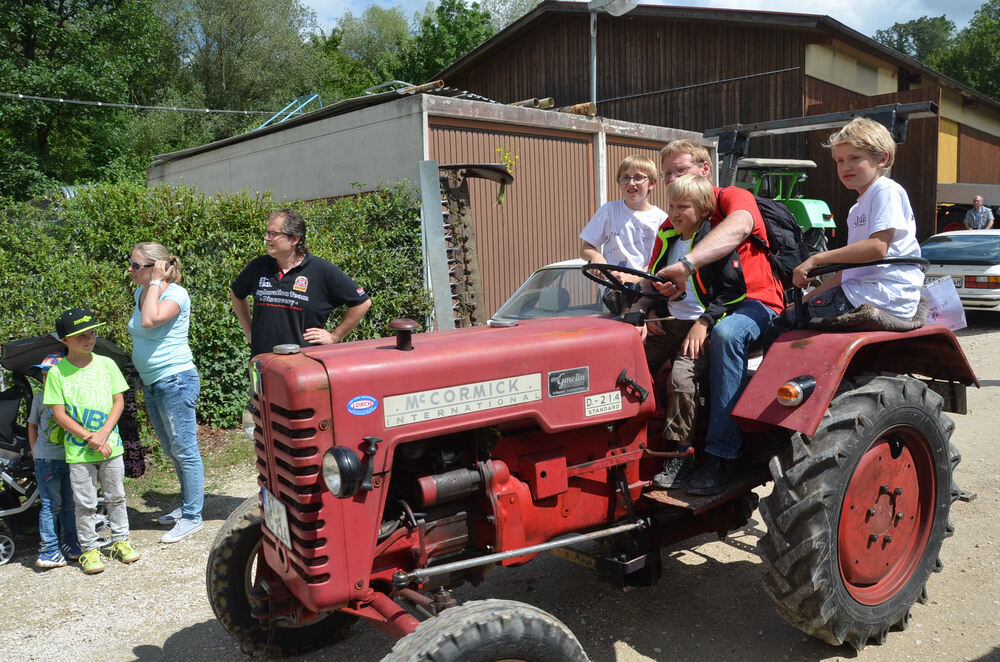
[841,176,924,318]
[665,237,706,321]
[579,200,666,271]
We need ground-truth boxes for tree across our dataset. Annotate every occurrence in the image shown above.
[168,0,319,113]
[336,5,411,81]
[398,0,495,84]
[0,0,171,199]
[931,0,1000,100]
[479,0,540,31]
[873,16,956,62]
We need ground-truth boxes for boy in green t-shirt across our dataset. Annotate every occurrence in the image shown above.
[43,308,140,574]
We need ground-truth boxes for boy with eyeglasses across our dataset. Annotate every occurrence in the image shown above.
[579,155,666,281]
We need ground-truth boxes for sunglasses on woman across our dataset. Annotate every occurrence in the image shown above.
[128,260,154,270]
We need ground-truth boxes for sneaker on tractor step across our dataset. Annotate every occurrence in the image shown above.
[652,455,696,490]
[160,519,203,544]
[79,549,105,574]
[107,540,140,564]
[35,550,67,569]
[60,542,82,561]
[156,506,183,526]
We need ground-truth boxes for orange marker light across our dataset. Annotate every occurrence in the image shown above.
[776,375,817,407]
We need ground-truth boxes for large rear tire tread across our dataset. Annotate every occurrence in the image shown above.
[380,599,590,662]
[758,373,957,650]
[206,495,356,657]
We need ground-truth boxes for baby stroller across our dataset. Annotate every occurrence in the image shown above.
[0,333,135,565]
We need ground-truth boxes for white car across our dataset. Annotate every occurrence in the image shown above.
[921,229,1000,312]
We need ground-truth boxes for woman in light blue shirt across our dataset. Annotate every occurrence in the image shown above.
[127,242,204,544]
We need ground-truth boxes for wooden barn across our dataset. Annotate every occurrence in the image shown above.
[437,1,1000,240]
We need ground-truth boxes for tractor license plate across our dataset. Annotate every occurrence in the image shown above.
[261,486,292,550]
[952,276,964,289]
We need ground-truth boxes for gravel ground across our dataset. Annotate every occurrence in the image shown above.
[2,314,999,662]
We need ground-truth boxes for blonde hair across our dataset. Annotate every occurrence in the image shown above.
[824,117,896,171]
[659,139,711,169]
[133,242,182,284]
[616,155,659,185]
[666,174,716,219]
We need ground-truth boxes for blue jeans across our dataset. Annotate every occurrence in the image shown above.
[144,369,204,524]
[34,458,78,554]
[706,299,778,459]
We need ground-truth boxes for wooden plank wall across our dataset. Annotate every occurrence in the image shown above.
[447,13,805,162]
[803,78,941,242]
[958,125,1000,185]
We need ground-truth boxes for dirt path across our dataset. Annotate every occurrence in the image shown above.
[2,314,999,662]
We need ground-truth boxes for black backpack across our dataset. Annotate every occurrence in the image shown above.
[744,195,811,290]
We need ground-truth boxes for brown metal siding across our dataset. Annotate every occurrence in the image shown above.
[429,119,593,315]
[958,125,1000,185]
[606,139,670,214]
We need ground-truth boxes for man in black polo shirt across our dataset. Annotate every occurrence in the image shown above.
[230,209,371,358]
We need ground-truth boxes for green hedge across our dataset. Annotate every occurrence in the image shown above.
[0,181,430,427]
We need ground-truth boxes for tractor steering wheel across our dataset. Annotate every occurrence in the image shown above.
[581,263,672,299]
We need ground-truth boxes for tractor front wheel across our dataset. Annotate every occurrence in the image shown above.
[206,495,356,656]
[380,599,590,662]
[758,373,958,649]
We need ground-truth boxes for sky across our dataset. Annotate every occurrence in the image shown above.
[301,0,982,39]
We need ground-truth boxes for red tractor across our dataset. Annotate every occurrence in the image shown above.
[206,256,976,661]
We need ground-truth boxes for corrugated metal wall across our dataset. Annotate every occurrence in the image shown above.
[429,118,593,315]
[606,139,669,212]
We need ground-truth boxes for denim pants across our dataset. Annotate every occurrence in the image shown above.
[34,458,78,554]
[69,455,128,552]
[144,368,204,524]
[705,299,778,459]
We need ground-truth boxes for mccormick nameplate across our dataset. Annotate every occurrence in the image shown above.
[384,374,542,427]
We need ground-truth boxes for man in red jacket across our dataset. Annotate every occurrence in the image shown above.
[651,140,786,495]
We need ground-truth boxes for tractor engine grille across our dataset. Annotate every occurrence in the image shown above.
[254,396,330,583]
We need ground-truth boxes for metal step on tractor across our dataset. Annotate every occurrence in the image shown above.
[206,103,978,661]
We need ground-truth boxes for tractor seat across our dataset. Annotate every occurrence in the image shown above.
[807,295,928,332]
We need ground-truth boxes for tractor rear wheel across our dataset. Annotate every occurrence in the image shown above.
[206,495,356,656]
[758,373,958,650]
[380,599,589,662]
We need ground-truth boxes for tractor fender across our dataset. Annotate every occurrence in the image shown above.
[732,324,977,437]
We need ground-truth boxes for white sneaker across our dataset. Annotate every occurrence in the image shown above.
[160,519,204,544]
[156,506,183,526]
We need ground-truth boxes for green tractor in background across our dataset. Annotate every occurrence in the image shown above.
[735,158,836,254]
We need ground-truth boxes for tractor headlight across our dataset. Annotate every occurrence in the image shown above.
[777,375,817,407]
[322,447,364,498]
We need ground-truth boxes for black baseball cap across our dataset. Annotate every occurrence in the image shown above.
[56,308,105,339]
